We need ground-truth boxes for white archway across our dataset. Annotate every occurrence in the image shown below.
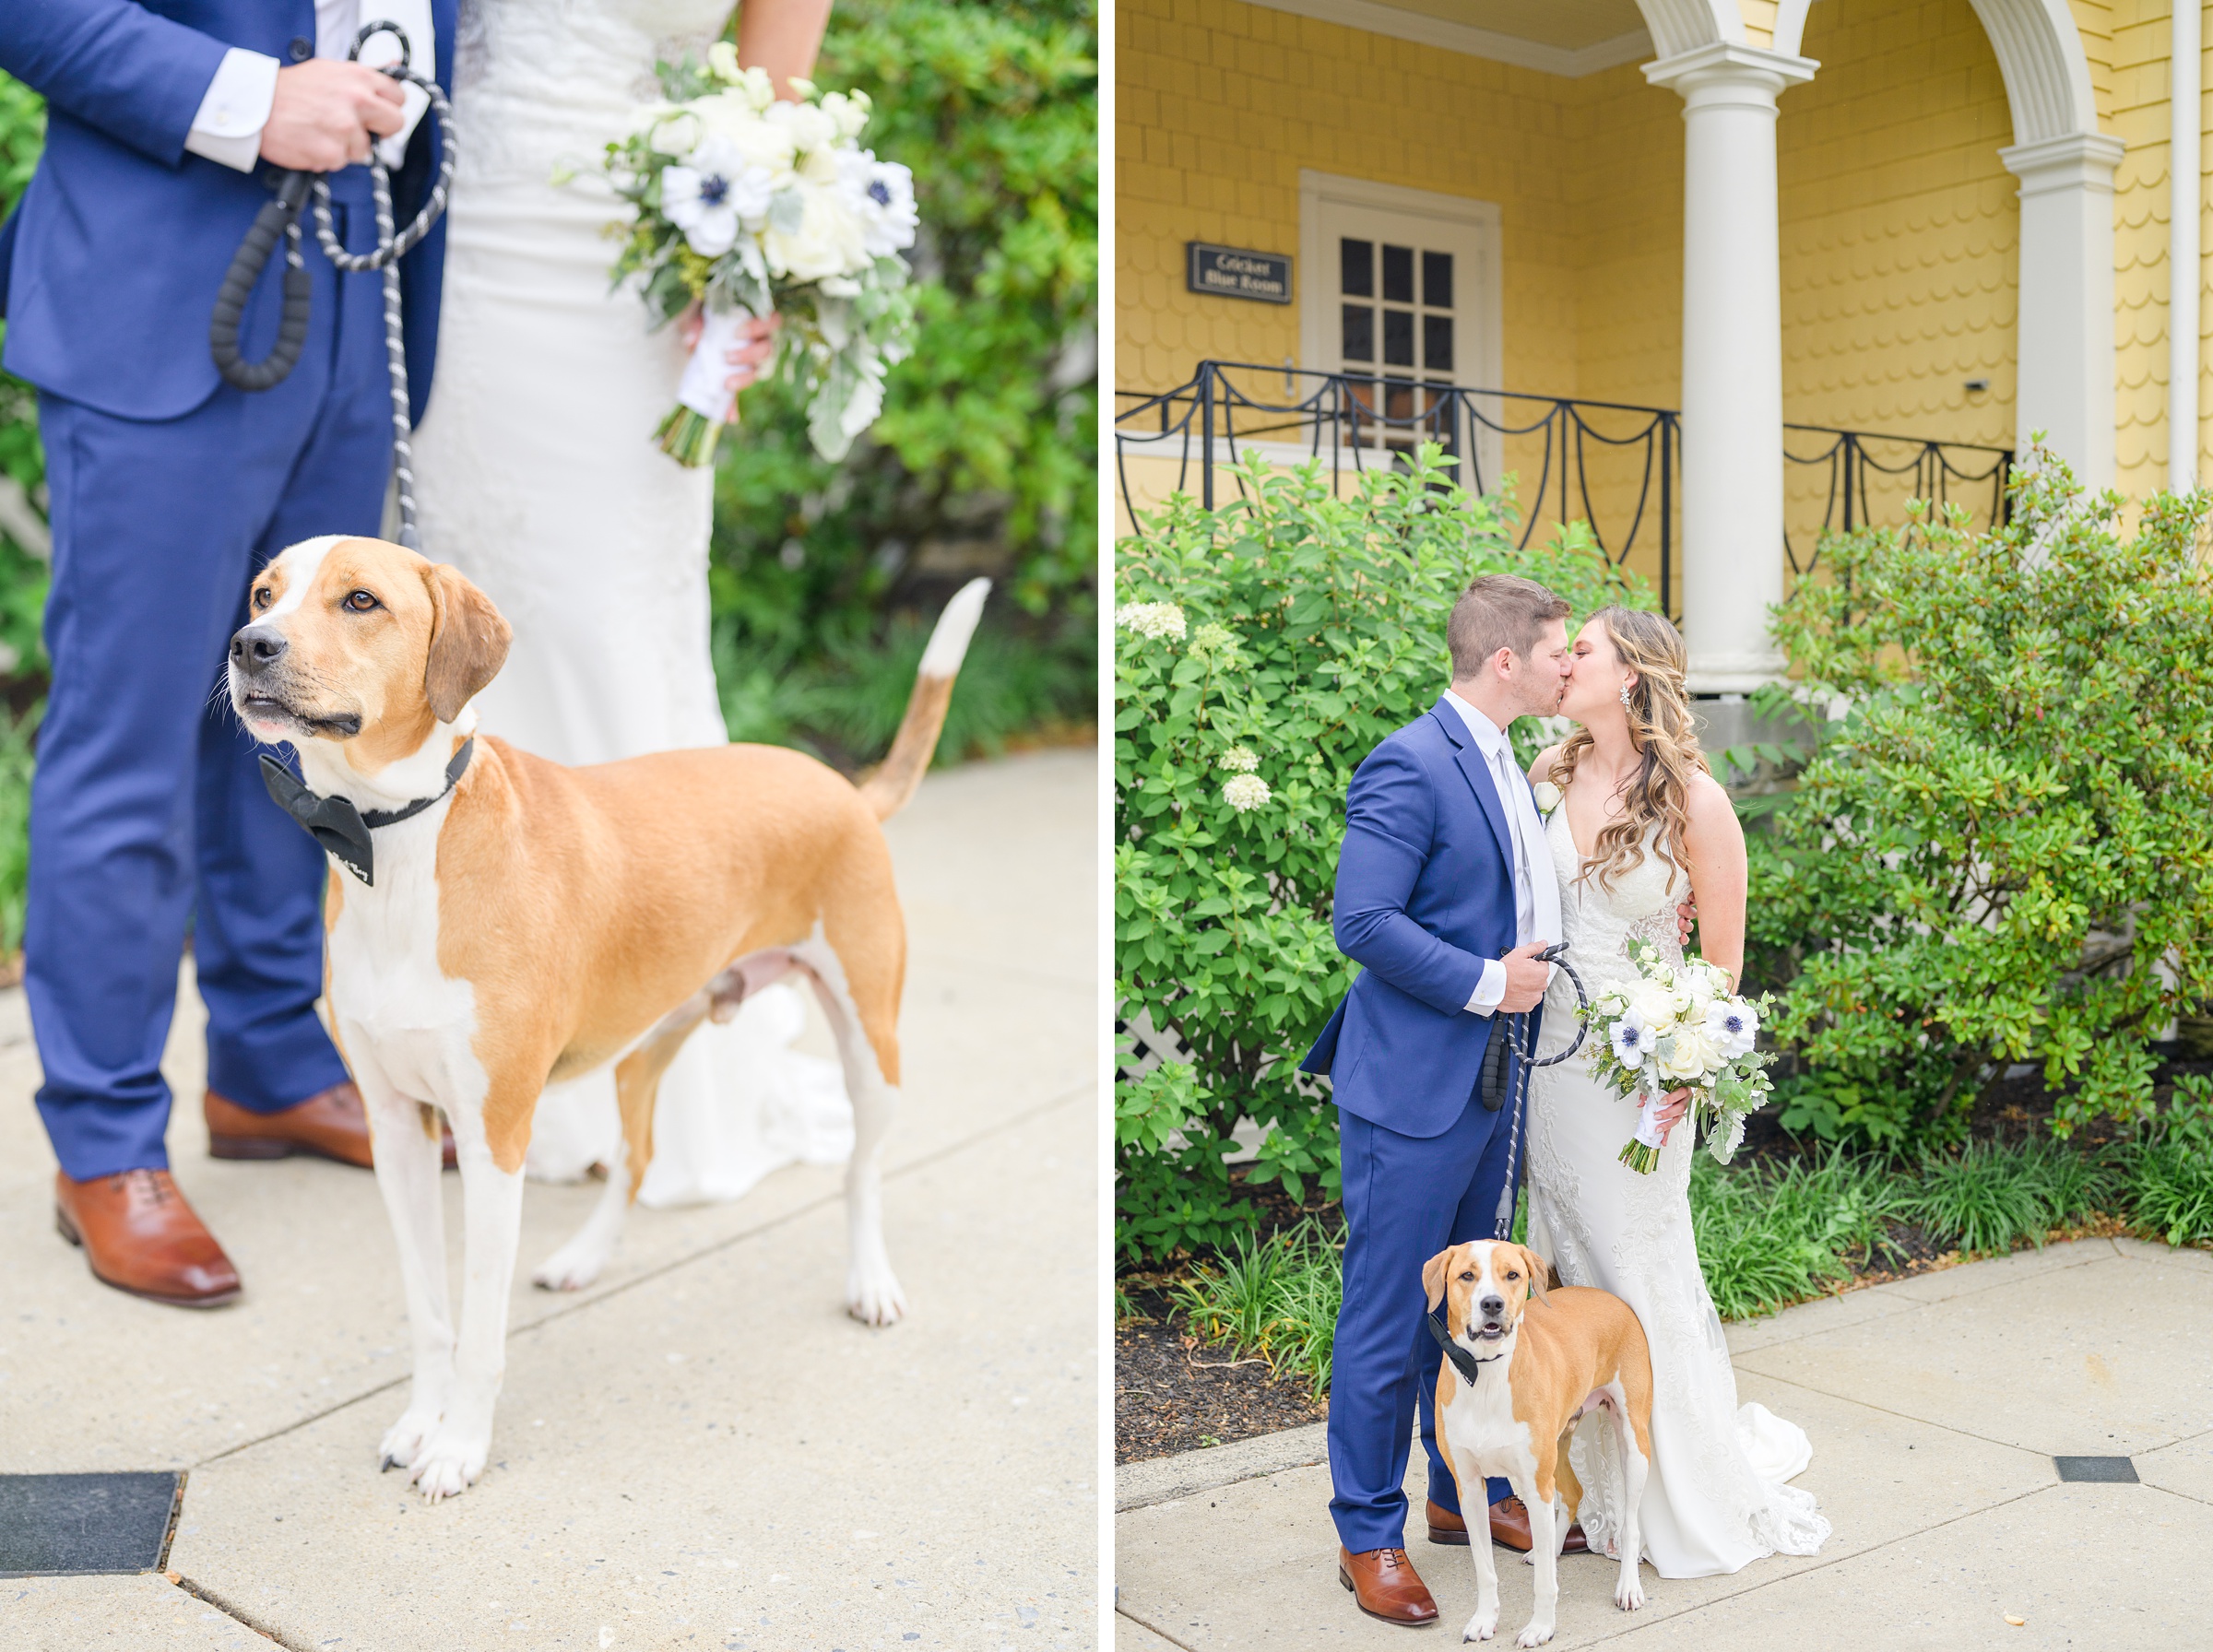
[1773,0,2120,485]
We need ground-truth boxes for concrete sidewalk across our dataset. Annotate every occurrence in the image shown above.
[1117,1237,2213,1651]
[2,749,1098,1651]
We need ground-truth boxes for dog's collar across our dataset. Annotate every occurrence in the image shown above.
[259,738,474,889]
[1427,1310,1509,1386]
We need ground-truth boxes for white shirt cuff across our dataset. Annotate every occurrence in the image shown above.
[1465,957,1506,1015]
[184,46,279,172]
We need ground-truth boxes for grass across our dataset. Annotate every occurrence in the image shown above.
[1161,1119,2213,1397]
[1172,1219,1343,1400]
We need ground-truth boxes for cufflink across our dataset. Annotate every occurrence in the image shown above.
[289,36,313,62]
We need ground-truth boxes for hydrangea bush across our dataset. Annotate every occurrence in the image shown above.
[1748,451,2213,1145]
[1115,451,1651,1263]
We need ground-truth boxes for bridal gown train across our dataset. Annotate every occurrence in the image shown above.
[1525,799,1830,1578]
[408,0,851,1202]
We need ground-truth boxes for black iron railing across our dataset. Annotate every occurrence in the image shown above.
[1781,425,2013,576]
[1116,361,2020,613]
[1115,361,1680,610]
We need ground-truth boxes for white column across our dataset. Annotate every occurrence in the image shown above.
[1645,42,1817,694]
[2174,2,2202,491]
[2000,133,2125,490]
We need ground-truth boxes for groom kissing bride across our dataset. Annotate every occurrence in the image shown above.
[1303,575,1830,1628]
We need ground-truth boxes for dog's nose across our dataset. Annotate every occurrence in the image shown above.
[231,624,287,676]
[1478,1294,1505,1319]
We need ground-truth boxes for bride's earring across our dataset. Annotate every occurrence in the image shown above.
[1618,679,1635,710]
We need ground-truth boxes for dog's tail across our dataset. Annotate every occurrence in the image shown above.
[858,577,990,821]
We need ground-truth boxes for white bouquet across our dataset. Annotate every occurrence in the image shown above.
[1577,938,1774,1173]
[595,45,918,466]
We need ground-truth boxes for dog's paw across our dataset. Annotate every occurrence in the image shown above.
[532,1242,607,1292]
[1513,1622,1556,1649]
[846,1263,907,1327]
[1615,1577,1646,1612]
[408,1428,490,1502]
[377,1408,441,1472]
[1461,1611,1497,1643]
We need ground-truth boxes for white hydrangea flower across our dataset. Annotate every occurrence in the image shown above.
[1222,773,1272,813]
[1114,602,1188,642]
[1218,746,1260,773]
[1188,621,1239,657]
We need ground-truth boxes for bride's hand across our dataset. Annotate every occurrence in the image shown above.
[677,305,783,419]
[1676,894,1696,946]
[1653,1088,1693,1143]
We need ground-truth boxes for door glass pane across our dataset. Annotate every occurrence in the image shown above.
[1381,244,1414,304]
[1382,308,1414,367]
[1423,251,1453,309]
[1424,314,1453,372]
[1384,378,1415,422]
[1342,304,1374,361]
[1341,238,1374,299]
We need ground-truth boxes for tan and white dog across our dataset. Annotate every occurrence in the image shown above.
[226,534,986,1500]
[1424,1240,1655,1646]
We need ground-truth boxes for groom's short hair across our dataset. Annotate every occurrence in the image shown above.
[1449,574,1571,678]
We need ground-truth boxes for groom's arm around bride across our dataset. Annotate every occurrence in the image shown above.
[1299,574,1574,1622]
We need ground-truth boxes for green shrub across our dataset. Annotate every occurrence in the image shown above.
[1750,453,2213,1146]
[1113,448,1650,1263]
[1896,1139,2115,1257]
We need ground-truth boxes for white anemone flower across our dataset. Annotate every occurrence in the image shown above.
[1608,1010,1651,1070]
[660,139,775,255]
[1703,998,1759,1059]
[839,151,918,257]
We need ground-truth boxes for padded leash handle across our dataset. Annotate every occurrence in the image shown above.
[1492,943,1588,1241]
[209,170,314,391]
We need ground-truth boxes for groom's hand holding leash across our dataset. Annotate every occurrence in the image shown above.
[262,61,407,171]
[1496,941,1552,1014]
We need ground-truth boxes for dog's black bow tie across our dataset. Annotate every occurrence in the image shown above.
[1428,1309,1490,1387]
[259,738,474,888]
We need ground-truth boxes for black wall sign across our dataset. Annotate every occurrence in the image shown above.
[1186,242,1293,304]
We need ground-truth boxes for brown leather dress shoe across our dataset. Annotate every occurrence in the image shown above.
[1337,1545,1438,1625]
[206,1082,456,1170]
[54,1169,242,1307]
[1464,1495,1588,1554]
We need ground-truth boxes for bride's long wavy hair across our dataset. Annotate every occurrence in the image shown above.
[1546,607,1708,893]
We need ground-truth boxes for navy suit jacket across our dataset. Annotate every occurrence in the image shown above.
[1302,695,1536,1139]
[0,0,453,422]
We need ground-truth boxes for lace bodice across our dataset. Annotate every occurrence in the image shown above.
[1538,799,1686,1044]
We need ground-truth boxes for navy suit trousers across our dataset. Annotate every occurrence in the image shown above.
[29,178,388,1179]
[1329,1087,1522,1552]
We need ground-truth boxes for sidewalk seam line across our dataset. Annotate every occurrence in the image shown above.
[1726,1245,2110,1356]
[168,1572,305,1649]
[188,1080,1090,1471]
[1571,1481,2059,1646]
[1115,1603,1202,1650]
[1732,1363,2183,1462]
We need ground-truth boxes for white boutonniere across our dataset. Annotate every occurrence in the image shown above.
[1531,780,1563,819]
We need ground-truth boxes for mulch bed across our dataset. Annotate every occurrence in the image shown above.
[1115,1053,2209,1467]
[1114,1282,1325,1466]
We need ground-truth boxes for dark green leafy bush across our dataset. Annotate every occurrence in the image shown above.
[1113,450,1649,1263]
[1749,454,2213,1146]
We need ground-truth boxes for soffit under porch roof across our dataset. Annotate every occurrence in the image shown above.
[1242,0,1655,77]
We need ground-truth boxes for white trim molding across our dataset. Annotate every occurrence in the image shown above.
[1644,41,1818,695]
[2001,132,2125,489]
[1240,0,1652,78]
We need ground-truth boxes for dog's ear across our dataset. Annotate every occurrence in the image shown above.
[1518,1244,1552,1303]
[422,560,511,724]
[1422,1247,1454,1315]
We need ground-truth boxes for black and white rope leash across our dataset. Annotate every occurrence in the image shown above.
[208,22,456,551]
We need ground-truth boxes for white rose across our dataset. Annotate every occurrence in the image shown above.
[766,100,843,183]
[1656,1024,1721,1082]
[1530,780,1562,816]
[763,181,870,281]
[1677,967,1719,1018]
[693,91,798,177]
[1623,979,1677,1034]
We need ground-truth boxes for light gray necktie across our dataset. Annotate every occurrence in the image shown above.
[1490,743,1536,945]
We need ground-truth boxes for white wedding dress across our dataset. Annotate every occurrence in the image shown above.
[408,0,851,1202]
[1525,796,1830,1577]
